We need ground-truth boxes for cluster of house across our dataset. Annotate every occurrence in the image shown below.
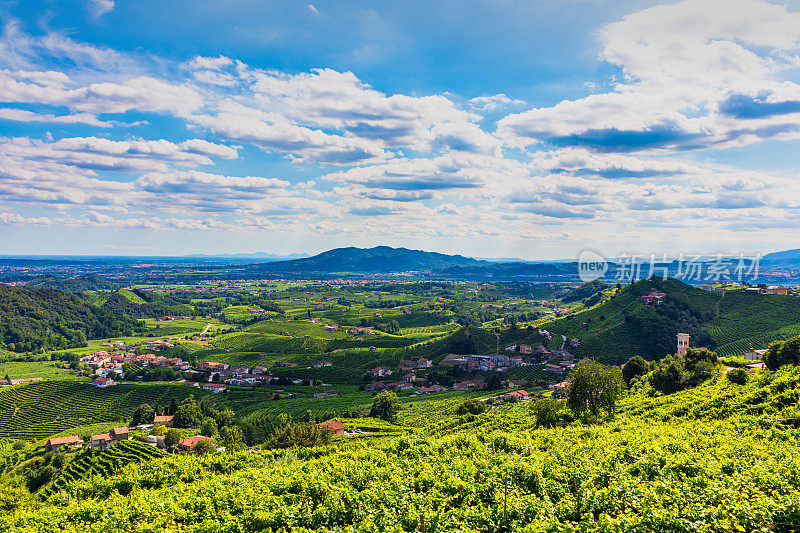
[157,315,202,321]
[743,286,790,295]
[641,288,667,304]
[44,414,218,454]
[81,347,189,382]
[363,364,449,394]
[536,300,570,316]
[197,361,277,391]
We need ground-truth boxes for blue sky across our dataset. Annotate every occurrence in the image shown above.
[1,0,800,259]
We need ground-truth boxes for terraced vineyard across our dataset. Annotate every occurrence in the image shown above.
[43,440,166,497]
[0,381,207,441]
[213,330,416,354]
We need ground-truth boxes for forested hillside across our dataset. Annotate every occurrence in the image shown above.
[0,286,141,353]
[25,274,120,292]
[543,278,800,363]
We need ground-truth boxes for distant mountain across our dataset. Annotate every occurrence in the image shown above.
[762,248,800,265]
[255,246,488,273]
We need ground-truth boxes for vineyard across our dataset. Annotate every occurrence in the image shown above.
[3,369,800,531]
[0,381,207,441]
[42,440,166,497]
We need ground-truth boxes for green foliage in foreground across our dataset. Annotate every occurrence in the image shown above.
[2,366,800,530]
[2,413,800,530]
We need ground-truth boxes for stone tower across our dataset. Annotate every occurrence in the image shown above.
[677,333,690,357]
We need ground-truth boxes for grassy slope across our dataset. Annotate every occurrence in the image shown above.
[0,381,208,441]
[540,278,800,363]
[5,368,800,531]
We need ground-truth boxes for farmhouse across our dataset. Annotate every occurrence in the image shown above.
[765,286,789,295]
[201,383,227,393]
[177,435,215,453]
[45,435,81,452]
[91,377,115,387]
[110,427,129,441]
[313,361,333,368]
[641,288,667,304]
[415,385,447,394]
[550,380,571,397]
[743,349,767,361]
[90,433,115,451]
[153,415,174,427]
[367,366,393,378]
[505,390,530,401]
[3,377,43,386]
[316,419,346,436]
[198,361,230,371]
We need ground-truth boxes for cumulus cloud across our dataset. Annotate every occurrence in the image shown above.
[498,0,800,154]
[2,3,800,246]
[0,136,237,173]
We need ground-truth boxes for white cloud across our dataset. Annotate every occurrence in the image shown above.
[0,108,114,127]
[467,94,524,113]
[88,0,115,18]
[498,0,800,154]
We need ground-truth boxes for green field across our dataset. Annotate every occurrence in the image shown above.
[0,381,208,442]
[0,362,83,381]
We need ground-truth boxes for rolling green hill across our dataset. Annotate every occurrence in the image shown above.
[25,274,120,292]
[0,285,142,353]
[541,278,800,364]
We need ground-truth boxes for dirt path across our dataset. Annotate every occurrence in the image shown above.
[201,323,212,335]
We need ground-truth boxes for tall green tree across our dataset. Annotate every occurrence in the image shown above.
[622,356,650,385]
[370,391,401,422]
[566,360,623,419]
[164,429,181,450]
[131,404,155,426]
[173,396,204,428]
[765,336,800,370]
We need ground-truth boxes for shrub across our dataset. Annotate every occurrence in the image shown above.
[727,368,749,385]
[456,399,487,415]
[623,355,650,385]
[530,398,562,428]
[193,439,217,455]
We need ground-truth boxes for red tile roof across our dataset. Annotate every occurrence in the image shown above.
[46,435,81,446]
[316,419,346,432]
[178,435,214,448]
